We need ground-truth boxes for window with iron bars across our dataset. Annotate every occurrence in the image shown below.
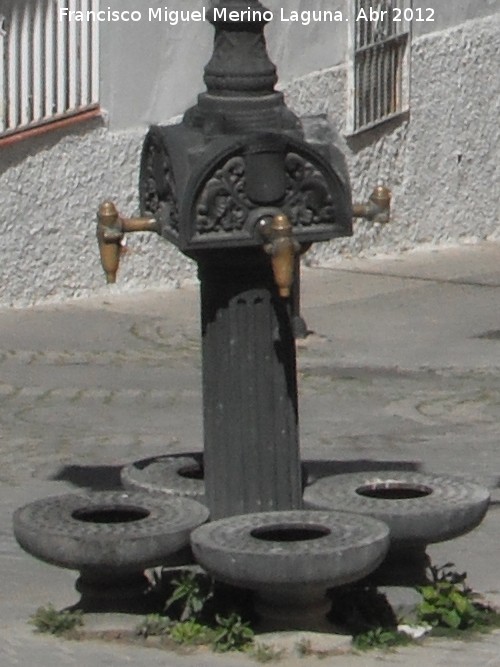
[347,0,411,134]
[0,0,100,138]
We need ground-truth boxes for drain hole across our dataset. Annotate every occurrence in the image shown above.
[356,483,433,500]
[251,524,331,542]
[72,505,150,523]
[178,464,204,480]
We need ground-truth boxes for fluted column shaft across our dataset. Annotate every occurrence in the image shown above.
[199,251,302,519]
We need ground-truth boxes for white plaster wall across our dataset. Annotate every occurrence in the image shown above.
[0,124,195,306]
[287,12,500,265]
[0,10,499,306]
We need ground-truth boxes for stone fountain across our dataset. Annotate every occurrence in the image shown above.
[304,471,490,584]
[14,491,209,611]
[13,0,489,628]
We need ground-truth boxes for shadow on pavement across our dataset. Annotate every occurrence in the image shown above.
[48,465,124,491]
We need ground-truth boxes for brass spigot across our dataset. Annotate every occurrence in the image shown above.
[96,201,159,283]
[353,186,392,224]
[260,213,300,298]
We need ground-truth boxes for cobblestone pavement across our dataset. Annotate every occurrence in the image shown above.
[1,242,500,666]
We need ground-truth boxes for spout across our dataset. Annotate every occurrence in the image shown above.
[353,186,392,224]
[96,201,159,283]
[96,201,123,284]
[260,213,300,298]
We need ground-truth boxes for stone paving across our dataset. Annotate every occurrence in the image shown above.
[1,241,500,666]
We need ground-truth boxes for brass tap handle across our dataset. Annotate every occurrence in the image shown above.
[96,201,158,283]
[260,213,300,298]
[353,186,392,224]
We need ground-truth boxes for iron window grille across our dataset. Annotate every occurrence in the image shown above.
[0,0,100,138]
[347,0,411,134]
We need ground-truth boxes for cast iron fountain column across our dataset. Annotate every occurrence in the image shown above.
[98,0,353,519]
[196,2,302,518]
[199,248,301,517]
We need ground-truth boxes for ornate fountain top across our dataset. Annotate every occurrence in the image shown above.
[136,0,353,255]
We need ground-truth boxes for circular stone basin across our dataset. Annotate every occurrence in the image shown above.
[121,455,205,502]
[191,510,389,629]
[303,472,490,550]
[13,490,209,575]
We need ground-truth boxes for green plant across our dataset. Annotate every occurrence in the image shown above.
[416,563,484,631]
[211,612,254,652]
[473,604,500,632]
[29,604,83,636]
[169,619,214,645]
[250,642,285,663]
[135,614,171,638]
[165,571,213,621]
[352,627,412,651]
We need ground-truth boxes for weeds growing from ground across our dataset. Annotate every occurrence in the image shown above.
[352,627,413,651]
[135,613,171,638]
[416,563,500,636]
[137,573,254,653]
[211,612,254,652]
[164,571,213,622]
[169,619,215,645]
[30,604,83,636]
[30,563,500,659]
[250,642,285,663]
[351,563,500,651]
